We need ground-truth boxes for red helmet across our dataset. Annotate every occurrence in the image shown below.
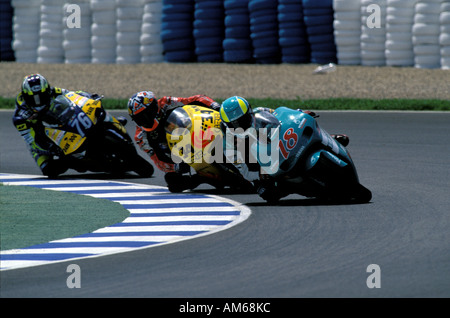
[127,91,160,131]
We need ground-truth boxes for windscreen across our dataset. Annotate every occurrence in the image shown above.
[165,108,192,134]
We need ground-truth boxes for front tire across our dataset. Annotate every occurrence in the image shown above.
[131,154,154,178]
[348,183,372,203]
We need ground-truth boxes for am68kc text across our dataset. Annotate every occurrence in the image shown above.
[179,302,271,315]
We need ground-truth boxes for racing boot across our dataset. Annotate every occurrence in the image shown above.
[164,172,200,193]
[331,134,349,147]
[41,159,69,178]
[63,154,89,173]
[254,178,288,203]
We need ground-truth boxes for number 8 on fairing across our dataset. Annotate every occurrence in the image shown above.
[279,128,298,159]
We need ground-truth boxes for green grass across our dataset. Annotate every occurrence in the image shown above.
[0,185,129,251]
[242,98,450,111]
[2,96,449,111]
[0,97,15,109]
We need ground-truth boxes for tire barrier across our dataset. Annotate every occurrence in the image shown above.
[193,0,225,62]
[303,0,337,64]
[223,0,253,63]
[334,0,361,65]
[2,0,450,69]
[249,0,281,64]
[278,0,310,63]
[63,1,92,64]
[441,2,450,69]
[413,0,442,69]
[140,0,163,63]
[91,0,117,64]
[385,0,416,66]
[116,0,144,64]
[11,0,41,63]
[0,0,14,61]
[161,0,196,62]
[37,0,65,64]
[360,0,386,66]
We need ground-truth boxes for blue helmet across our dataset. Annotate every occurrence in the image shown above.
[219,96,254,131]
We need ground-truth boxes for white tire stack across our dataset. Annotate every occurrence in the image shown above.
[413,0,443,69]
[385,0,417,66]
[37,0,64,63]
[440,1,450,69]
[63,1,92,64]
[90,0,117,64]
[116,0,144,64]
[333,0,361,65]
[140,0,163,63]
[360,0,386,66]
[11,0,41,63]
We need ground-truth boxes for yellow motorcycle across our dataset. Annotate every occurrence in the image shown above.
[43,92,154,177]
[165,104,253,191]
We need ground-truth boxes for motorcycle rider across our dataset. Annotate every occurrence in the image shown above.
[12,73,101,178]
[127,90,221,192]
[219,95,350,202]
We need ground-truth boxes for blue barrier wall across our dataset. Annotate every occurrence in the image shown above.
[0,0,14,61]
[2,0,449,69]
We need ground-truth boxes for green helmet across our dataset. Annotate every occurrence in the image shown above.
[219,96,254,131]
[21,74,52,113]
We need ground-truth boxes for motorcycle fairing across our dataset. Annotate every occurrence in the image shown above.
[166,105,222,165]
[254,107,353,178]
[44,92,103,155]
[166,105,225,180]
[305,150,348,171]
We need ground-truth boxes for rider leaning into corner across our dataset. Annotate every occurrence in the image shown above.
[12,73,107,178]
[127,90,221,192]
[219,96,350,202]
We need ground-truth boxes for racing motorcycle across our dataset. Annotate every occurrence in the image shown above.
[43,91,154,177]
[249,107,372,203]
[165,104,253,191]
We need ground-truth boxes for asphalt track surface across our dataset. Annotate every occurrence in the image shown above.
[1,110,449,298]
